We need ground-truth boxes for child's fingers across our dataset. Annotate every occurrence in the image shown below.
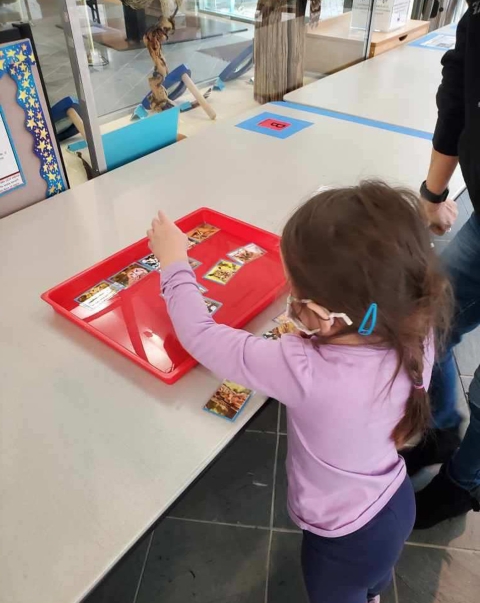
[157,210,169,224]
[147,228,153,239]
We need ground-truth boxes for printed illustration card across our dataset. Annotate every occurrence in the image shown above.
[75,281,119,310]
[188,258,202,270]
[273,311,290,325]
[263,321,297,340]
[138,253,161,272]
[108,262,150,289]
[204,297,222,315]
[204,259,241,285]
[186,223,220,243]
[227,243,266,265]
[204,380,255,421]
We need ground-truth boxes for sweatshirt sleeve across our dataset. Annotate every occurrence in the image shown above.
[432,10,468,156]
[161,261,311,406]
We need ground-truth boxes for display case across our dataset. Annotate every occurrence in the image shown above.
[198,0,258,22]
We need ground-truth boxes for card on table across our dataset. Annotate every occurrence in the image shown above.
[188,258,202,270]
[204,380,255,421]
[204,297,222,315]
[227,243,266,265]
[108,262,150,289]
[75,281,119,310]
[204,259,241,285]
[187,238,199,250]
[186,223,220,243]
[263,321,297,340]
[138,253,161,272]
[197,284,208,294]
[273,311,290,325]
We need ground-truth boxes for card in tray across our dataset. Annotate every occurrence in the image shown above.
[75,281,120,310]
[186,223,220,243]
[204,259,241,285]
[108,262,150,289]
[139,253,161,272]
[188,258,202,270]
[227,243,266,265]
[204,297,222,315]
[204,380,254,421]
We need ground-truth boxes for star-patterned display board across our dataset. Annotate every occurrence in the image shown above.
[0,40,66,197]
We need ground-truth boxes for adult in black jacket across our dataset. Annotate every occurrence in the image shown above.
[404,3,480,528]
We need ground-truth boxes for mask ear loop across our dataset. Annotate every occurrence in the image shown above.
[358,303,377,336]
[306,302,354,327]
[329,312,353,326]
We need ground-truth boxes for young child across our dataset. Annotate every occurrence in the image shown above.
[147,181,451,603]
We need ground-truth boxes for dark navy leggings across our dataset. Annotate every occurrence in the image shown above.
[301,477,415,603]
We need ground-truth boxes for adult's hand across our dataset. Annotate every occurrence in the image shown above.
[421,197,458,236]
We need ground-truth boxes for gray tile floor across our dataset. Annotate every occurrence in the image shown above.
[82,188,480,603]
[31,0,253,118]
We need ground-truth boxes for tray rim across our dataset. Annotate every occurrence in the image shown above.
[41,207,286,385]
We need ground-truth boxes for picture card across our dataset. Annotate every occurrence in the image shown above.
[75,281,119,310]
[263,321,297,340]
[204,297,222,316]
[204,259,241,285]
[188,258,202,270]
[197,284,208,294]
[204,380,254,421]
[139,253,160,272]
[186,223,220,243]
[273,311,290,325]
[227,243,266,265]
[187,238,199,250]
[108,262,150,289]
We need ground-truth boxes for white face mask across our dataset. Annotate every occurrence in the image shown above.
[286,295,353,336]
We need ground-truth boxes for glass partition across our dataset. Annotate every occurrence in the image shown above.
[23,0,379,185]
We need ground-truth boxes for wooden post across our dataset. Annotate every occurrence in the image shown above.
[181,74,217,120]
[254,1,308,104]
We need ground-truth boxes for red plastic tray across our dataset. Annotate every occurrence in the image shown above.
[42,208,287,384]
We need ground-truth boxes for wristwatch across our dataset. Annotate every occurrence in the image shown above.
[420,180,450,204]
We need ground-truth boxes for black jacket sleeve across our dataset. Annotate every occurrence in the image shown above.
[432,10,469,156]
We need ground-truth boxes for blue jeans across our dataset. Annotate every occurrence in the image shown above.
[431,212,480,499]
[301,478,415,603]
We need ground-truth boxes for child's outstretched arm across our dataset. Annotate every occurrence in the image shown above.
[148,212,311,404]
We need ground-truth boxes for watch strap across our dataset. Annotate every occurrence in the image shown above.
[420,180,449,204]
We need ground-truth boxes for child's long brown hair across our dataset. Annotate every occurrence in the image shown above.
[281,181,452,448]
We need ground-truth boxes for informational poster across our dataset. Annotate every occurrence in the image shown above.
[0,38,67,217]
[0,107,24,196]
[422,35,456,51]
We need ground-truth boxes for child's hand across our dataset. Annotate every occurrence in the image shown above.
[147,211,188,269]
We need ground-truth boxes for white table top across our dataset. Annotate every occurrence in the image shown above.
[285,25,457,134]
[0,102,464,603]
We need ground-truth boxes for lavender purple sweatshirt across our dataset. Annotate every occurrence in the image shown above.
[162,262,434,538]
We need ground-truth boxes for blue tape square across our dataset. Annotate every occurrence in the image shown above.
[236,112,313,139]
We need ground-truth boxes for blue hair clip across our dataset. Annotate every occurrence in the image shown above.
[358,303,377,336]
